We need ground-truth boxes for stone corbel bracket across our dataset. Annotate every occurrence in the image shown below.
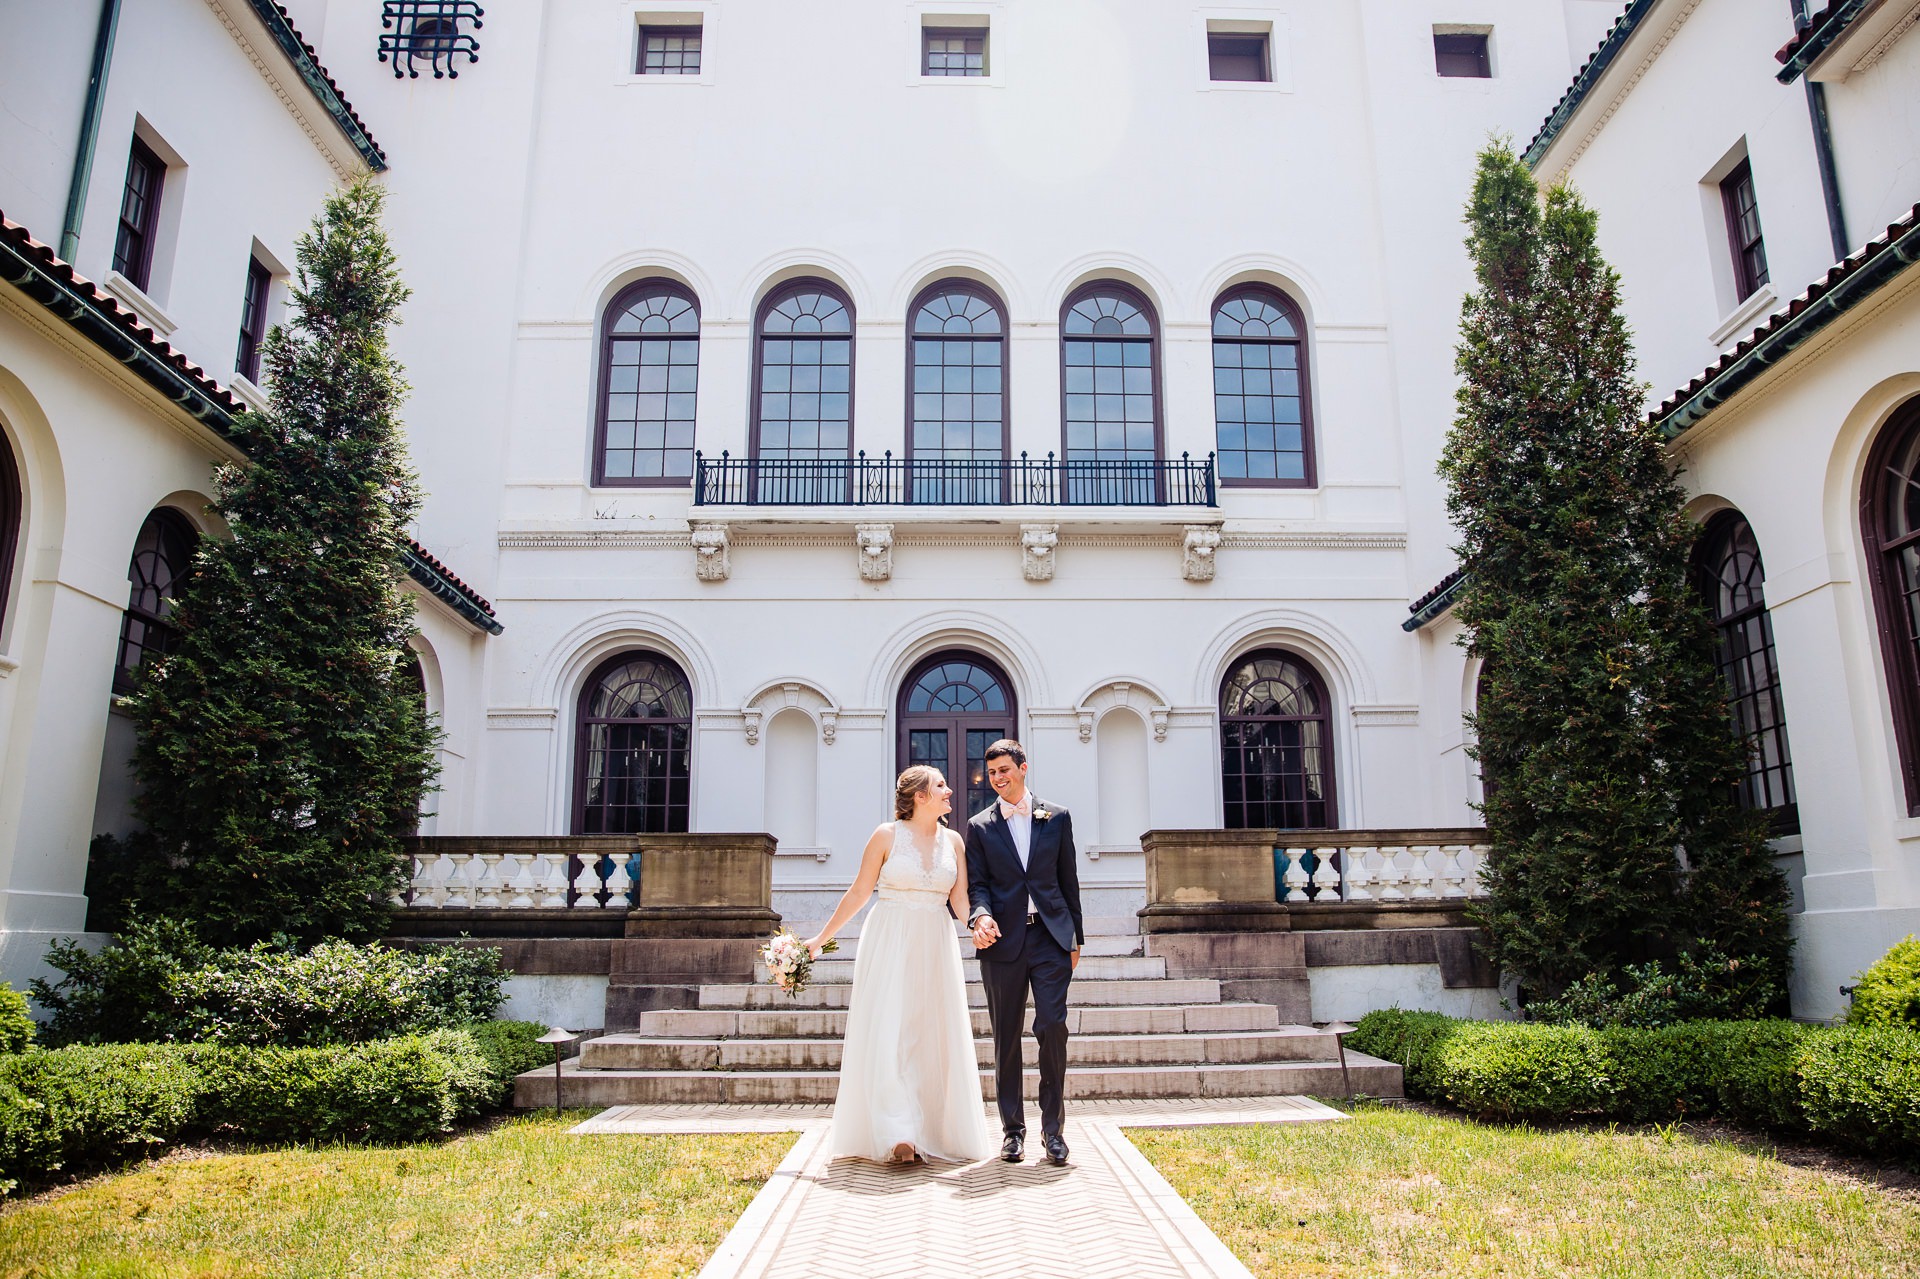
[1073,678,1175,744]
[691,521,730,581]
[855,523,894,581]
[1020,522,1059,582]
[743,679,842,746]
[1182,524,1223,582]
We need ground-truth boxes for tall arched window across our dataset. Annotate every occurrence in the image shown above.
[0,437,19,637]
[897,651,1017,823]
[114,508,196,693]
[596,281,699,486]
[752,280,854,503]
[1212,286,1314,486]
[1863,397,1920,813]
[1220,650,1335,830]
[908,282,1007,503]
[1061,282,1160,503]
[575,652,693,834]
[1693,511,1797,830]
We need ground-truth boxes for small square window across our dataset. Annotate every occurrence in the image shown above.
[638,24,702,75]
[1434,32,1491,78]
[1208,33,1270,83]
[923,26,987,76]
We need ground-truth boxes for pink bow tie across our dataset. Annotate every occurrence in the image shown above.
[999,796,1032,819]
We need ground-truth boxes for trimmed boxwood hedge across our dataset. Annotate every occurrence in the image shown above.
[0,1020,547,1191]
[1349,1010,1912,1157]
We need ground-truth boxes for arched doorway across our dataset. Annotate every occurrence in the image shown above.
[573,651,693,834]
[1219,649,1336,830]
[897,650,1017,823]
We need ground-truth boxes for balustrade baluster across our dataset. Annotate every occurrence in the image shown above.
[1466,843,1491,897]
[473,853,505,908]
[1345,845,1376,901]
[1376,847,1409,901]
[536,853,569,908]
[1408,845,1438,899]
[1310,847,1342,901]
[442,852,473,909]
[419,853,454,909]
[1281,847,1311,903]
[603,851,634,908]
[505,852,538,908]
[571,853,603,908]
[1438,845,1468,898]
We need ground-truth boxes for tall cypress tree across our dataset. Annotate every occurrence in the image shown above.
[1440,142,1791,1002]
[125,179,437,945]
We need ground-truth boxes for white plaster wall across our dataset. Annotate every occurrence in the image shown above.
[1308,964,1513,1023]
[499,974,609,1033]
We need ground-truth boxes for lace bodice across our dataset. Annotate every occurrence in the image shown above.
[876,821,957,903]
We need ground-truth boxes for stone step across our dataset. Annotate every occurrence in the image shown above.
[754,954,1168,984]
[818,934,1145,959]
[579,1028,1337,1072]
[788,914,1143,942]
[631,1001,1283,1039]
[517,1054,1404,1107]
[698,977,1222,1010]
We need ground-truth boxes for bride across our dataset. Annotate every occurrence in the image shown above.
[804,766,996,1164]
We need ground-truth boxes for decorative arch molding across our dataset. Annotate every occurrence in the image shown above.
[1682,491,1740,526]
[742,678,842,745]
[580,250,718,322]
[0,369,67,560]
[532,609,723,713]
[1192,608,1377,708]
[1823,372,1920,566]
[1072,676,1173,743]
[889,251,1031,322]
[1045,253,1181,326]
[407,632,446,722]
[864,609,1051,711]
[735,250,875,321]
[152,489,226,540]
[1193,254,1333,329]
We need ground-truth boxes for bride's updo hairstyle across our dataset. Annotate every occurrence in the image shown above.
[894,765,943,821]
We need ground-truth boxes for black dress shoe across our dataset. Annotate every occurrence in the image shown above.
[1044,1134,1069,1166]
[1001,1134,1024,1163]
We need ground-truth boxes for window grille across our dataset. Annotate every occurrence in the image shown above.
[379,1,483,79]
[924,28,987,76]
[640,25,703,74]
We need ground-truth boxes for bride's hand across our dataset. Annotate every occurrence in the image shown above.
[804,937,826,960]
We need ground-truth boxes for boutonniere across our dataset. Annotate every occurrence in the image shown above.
[1033,807,1051,822]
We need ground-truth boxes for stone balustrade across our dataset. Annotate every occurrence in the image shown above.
[1274,829,1491,905]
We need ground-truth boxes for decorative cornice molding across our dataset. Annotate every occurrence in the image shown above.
[202,0,386,176]
[486,707,558,730]
[1220,531,1408,550]
[1351,704,1421,727]
[1527,0,1705,181]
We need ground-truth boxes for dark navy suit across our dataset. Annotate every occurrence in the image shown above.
[965,797,1084,1141]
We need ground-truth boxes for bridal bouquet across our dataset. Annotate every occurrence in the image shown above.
[761,929,837,998]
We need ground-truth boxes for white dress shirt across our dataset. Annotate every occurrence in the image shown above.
[1004,805,1035,918]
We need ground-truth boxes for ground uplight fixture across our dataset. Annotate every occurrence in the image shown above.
[1322,1021,1357,1100]
[535,1026,580,1117]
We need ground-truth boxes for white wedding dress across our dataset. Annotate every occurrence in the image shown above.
[826,822,997,1163]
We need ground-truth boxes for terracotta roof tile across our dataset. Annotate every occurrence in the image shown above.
[405,536,496,618]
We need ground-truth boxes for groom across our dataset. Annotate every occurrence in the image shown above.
[965,739,1084,1167]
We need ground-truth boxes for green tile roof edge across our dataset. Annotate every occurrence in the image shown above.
[243,0,389,172]
[1403,572,1468,632]
[1775,0,1876,83]
[1523,0,1661,171]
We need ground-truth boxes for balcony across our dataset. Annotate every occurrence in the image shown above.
[692,451,1219,508]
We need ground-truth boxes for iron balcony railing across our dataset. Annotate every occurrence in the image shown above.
[692,451,1219,508]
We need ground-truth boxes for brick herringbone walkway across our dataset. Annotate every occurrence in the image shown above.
[572,1097,1344,1278]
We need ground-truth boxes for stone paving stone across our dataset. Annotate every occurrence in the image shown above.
[572,1097,1342,1278]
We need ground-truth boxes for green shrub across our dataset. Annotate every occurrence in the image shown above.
[1433,1022,1618,1121]
[1846,936,1920,1031]
[29,918,213,1045]
[1348,1009,1462,1098]
[1690,1019,1812,1131]
[0,1045,203,1189]
[468,1020,550,1099]
[1523,949,1783,1029]
[199,1035,477,1144]
[0,985,34,1055]
[1795,1025,1920,1157]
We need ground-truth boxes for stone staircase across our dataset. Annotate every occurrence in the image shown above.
[516,916,1404,1107]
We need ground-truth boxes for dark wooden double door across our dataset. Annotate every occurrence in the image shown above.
[896,651,1016,824]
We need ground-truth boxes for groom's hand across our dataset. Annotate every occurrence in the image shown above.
[1070,948,1080,971]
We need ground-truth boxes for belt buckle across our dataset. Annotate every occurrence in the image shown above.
[1025,912,1040,925]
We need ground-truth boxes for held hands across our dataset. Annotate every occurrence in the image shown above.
[970,915,1001,948]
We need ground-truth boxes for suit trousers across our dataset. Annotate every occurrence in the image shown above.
[979,922,1073,1139]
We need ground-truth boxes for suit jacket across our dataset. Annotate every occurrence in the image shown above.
[965,796,1084,962]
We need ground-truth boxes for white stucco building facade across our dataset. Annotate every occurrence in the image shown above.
[0,0,1913,1021]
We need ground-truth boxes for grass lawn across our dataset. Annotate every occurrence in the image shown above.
[0,1112,790,1279]
[1133,1104,1920,1278]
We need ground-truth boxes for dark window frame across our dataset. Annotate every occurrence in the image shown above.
[1691,510,1799,833]
[114,507,196,695]
[904,279,1010,502]
[637,23,703,74]
[1433,31,1492,78]
[748,277,857,502]
[1211,284,1317,489]
[1219,648,1338,831]
[1058,280,1166,502]
[1721,157,1770,302]
[593,278,702,488]
[1207,32,1271,82]
[895,649,1019,824]
[235,256,272,384]
[922,25,988,76]
[112,135,166,292]
[0,437,18,639]
[571,650,694,835]
[1862,398,1920,814]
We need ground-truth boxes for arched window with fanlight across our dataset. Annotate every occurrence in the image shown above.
[897,651,1017,823]
[1212,286,1314,487]
[752,280,854,503]
[1692,510,1797,831]
[1863,397,1920,813]
[114,508,197,693]
[0,436,19,638]
[1060,282,1161,503]
[908,282,1007,503]
[574,652,693,834]
[1220,650,1335,830]
[595,281,699,486]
